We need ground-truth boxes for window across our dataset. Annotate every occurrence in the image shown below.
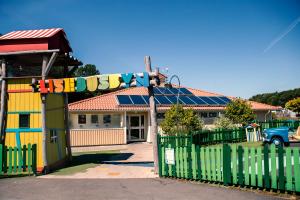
[103,115,111,124]
[78,115,86,124]
[200,112,208,118]
[50,130,58,143]
[91,115,99,124]
[19,114,30,128]
[209,112,218,118]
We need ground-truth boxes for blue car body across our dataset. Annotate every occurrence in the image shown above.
[262,127,289,143]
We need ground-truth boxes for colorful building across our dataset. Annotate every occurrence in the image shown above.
[0,28,82,172]
[68,81,280,147]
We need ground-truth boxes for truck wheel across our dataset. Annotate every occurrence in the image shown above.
[271,137,283,147]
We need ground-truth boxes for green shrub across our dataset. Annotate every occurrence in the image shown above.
[213,116,236,129]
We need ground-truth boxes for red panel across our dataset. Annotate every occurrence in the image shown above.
[0,38,49,52]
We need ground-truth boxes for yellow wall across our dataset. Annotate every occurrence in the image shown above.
[5,78,67,170]
[45,94,67,165]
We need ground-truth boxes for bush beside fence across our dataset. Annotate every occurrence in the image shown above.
[158,136,300,193]
[0,143,37,175]
[257,120,300,130]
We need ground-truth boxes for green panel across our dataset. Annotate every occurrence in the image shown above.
[192,144,197,179]
[184,147,188,178]
[180,147,184,178]
[0,145,2,174]
[216,146,221,182]
[3,146,7,173]
[250,148,256,187]
[28,144,32,173]
[211,147,216,181]
[238,146,244,185]
[196,145,201,180]
[294,148,300,192]
[8,147,12,174]
[168,144,172,176]
[232,144,237,184]
[22,145,27,172]
[161,146,165,176]
[13,147,17,173]
[263,144,270,189]
[270,145,277,189]
[176,146,180,177]
[257,147,263,187]
[32,144,37,174]
[201,148,206,180]
[285,148,292,191]
[244,147,249,185]
[206,147,211,181]
[278,146,284,191]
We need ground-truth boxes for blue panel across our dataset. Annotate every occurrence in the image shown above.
[166,96,179,104]
[153,87,163,95]
[154,96,161,104]
[161,87,175,95]
[117,95,132,105]
[198,96,218,105]
[179,96,196,105]
[218,96,231,103]
[130,95,147,105]
[178,88,193,95]
[188,96,208,105]
[142,95,150,104]
[156,96,172,105]
[209,96,226,105]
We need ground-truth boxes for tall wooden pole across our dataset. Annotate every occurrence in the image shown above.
[41,55,49,173]
[145,56,159,174]
[63,65,72,161]
[0,59,7,144]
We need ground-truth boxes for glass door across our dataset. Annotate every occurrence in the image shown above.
[128,115,145,141]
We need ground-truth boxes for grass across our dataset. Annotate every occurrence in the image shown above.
[50,150,121,176]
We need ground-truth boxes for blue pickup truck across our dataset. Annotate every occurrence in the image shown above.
[262,127,293,146]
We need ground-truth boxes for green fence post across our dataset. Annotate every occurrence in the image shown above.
[0,144,2,174]
[28,144,32,174]
[13,147,17,173]
[3,145,7,173]
[244,147,249,186]
[250,148,256,187]
[22,145,27,172]
[196,145,201,180]
[257,147,263,188]
[285,148,292,191]
[237,146,243,186]
[294,148,300,192]
[223,143,231,185]
[263,144,270,189]
[232,144,237,184]
[270,145,277,190]
[191,144,197,179]
[32,144,37,175]
[278,145,285,191]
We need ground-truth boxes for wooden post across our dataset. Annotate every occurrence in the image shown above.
[0,59,7,144]
[41,55,48,173]
[64,93,72,161]
[145,56,159,174]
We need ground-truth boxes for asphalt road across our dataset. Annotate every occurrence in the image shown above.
[0,177,283,200]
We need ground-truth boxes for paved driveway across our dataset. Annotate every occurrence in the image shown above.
[42,142,157,179]
[0,177,283,200]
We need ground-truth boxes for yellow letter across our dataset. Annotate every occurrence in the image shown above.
[109,74,121,89]
[86,76,98,92]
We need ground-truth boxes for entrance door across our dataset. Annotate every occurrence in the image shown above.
[128,115,145,141]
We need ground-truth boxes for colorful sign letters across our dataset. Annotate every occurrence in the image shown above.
[31,72,157,93]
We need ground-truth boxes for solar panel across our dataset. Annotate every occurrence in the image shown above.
[178,88,193,95]
[117,95,133,105]
[166,96,179,104]
[156,96,172,104]
[209,96,226,105]
[179,96,196,105]
[188,96,208,105]
[153,87,163,95]
[142,95,150,104]
[198,96,218,105]
[130,95,147,105]
[218,96,231,103]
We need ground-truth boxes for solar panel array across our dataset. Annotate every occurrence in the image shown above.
[116,94,231,106]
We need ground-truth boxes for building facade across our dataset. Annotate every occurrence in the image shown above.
[68,86,280,146]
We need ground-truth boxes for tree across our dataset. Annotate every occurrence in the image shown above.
[213,116,236,129]
[160,104,204,134]
[72,64,100,77]
[225,98,255,125]
[285,97,300,114]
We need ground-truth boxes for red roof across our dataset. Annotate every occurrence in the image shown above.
[68,86,281,112]
[0,28,63,40]
[0,28,72,53]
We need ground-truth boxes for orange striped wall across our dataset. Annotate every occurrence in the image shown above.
[70,129,125,146]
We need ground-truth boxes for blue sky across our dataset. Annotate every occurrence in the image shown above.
[1,0,300,98]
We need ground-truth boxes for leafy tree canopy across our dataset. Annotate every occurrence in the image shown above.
[285,97,300,114]
[249,88,300,107]
[160,104,203,135]
[225,98,255,125]
[213,116,236,129]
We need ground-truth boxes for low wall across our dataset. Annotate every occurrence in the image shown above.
[70,128,125,146]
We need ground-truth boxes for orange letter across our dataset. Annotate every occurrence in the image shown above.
[54,79,64,93]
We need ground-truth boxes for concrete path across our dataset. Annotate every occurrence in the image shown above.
[0,177,284,200]
[41,142,158,179]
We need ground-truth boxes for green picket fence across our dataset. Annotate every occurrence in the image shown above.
[158,135,300,193]
[0,143,37,175]
[257,120,300,130]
